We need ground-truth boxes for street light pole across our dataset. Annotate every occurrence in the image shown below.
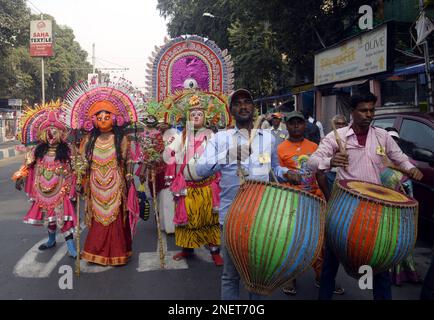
[419,0,433,112]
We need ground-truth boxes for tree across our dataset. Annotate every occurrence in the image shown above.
[0,0,30,54]
[156,0,379,96]
[0,9,93,104]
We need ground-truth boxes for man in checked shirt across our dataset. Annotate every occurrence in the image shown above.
[307,92,423,300]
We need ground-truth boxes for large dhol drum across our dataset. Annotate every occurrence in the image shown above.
[326,179,418,278]
[224,180,326,295]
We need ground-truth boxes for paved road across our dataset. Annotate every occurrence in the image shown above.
[0,155,431,300]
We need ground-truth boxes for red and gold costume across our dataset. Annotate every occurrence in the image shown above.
[63,80,142,266]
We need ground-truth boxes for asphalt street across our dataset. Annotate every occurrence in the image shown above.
[0,155,432,300]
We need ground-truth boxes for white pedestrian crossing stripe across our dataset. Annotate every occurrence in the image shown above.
[14,229,213,278]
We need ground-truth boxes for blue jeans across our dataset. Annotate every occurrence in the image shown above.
[220,225,266,300]
[325,171,336,193]
[420,253,434,300]
[319,244,392,300]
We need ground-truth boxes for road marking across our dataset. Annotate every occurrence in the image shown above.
[137,233,188,272]
[13,237,68,278]
[137,233,214,272]
[13,223,112,277]
[14,226,216,277]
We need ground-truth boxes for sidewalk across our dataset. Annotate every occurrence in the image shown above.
[0,140,23,160]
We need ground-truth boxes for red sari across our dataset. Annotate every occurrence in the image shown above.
[81,133,133,266]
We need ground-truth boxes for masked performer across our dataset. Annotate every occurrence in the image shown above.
[165,91,231,266]
[13,101,77,258]
[63,80,141,266]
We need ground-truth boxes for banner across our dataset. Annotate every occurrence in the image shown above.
[314,24,389,86]
[30,20,53,57]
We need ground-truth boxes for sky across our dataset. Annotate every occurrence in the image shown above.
[27,0,169,92]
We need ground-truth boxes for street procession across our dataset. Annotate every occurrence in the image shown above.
[1,0,434,306]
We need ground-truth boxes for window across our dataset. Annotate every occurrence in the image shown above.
[399,119,434,154]
[373,117,396,129]
[381,80,416,106]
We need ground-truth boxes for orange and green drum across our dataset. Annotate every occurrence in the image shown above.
[224,180,326,295]
[326,179,418,278]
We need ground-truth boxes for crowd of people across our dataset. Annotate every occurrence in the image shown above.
[12,85,434,300]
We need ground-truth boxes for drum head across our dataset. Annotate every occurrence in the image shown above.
[337,179,417,207]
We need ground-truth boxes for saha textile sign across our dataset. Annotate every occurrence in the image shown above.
[314,24,392,86]
[30,20,53,57]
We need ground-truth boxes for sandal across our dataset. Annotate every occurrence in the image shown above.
[173,251,193,261]
[333,286,345,295]
[283,280,297,295]
[282,286,297,295]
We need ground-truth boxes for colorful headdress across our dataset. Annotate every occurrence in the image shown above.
[18,100,68,146]
[62,77,144,131]
[162,90,232,128]
[146,35,234,101]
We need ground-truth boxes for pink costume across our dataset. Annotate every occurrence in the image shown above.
[13,101,77,256]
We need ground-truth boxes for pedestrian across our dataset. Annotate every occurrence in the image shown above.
[305,110,325,139]
[303,111,321,144]
[307,92,423,300]
[276,110,344,296]
[63,80,141,266]
[270,112,288,146]
[193,88,285,299]
[12,101,77,258]
[168,92,226,266]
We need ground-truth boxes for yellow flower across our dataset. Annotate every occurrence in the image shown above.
[189,95,200,107]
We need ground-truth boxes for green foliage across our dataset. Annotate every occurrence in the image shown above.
[0,7,92,104]
[157,0,378,97]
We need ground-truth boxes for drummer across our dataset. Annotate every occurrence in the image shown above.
[276,111,344,296]
[190,88,287,300]
[307,92,423,300]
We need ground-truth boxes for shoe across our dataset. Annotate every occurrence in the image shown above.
[283,280,297,295]
[38,241,56,250]
[39,231,56,250]
[282,286,297,295]
[173,251,194,261]
[314,279,345,295]
[211,252,224,266]
[333,286,345,295]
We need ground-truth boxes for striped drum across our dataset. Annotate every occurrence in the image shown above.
[224,180,326,295]
[326,179,418,278]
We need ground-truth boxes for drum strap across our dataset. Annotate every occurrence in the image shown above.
[235,135,249,185]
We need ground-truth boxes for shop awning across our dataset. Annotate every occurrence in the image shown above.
[393,61,434,76]
[333,79,368,88]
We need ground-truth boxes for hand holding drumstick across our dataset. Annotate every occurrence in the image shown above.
[330,121,348,169]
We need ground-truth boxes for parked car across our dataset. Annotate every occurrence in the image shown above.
[373,112,434,245]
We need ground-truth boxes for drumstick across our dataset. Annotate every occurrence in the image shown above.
[331,121,347,171]
[331,121,345,154]
[249,114,265,146]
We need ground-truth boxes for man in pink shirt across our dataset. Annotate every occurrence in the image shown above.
[308,92,423,300]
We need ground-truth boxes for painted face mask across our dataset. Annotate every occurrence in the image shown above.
[95,111,114,133]
[189,109,205,129]
[46,127,62,145]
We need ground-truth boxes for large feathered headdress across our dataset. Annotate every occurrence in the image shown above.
[62,77,144,131]
[18,99,68,146]
[161,89,231,128]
